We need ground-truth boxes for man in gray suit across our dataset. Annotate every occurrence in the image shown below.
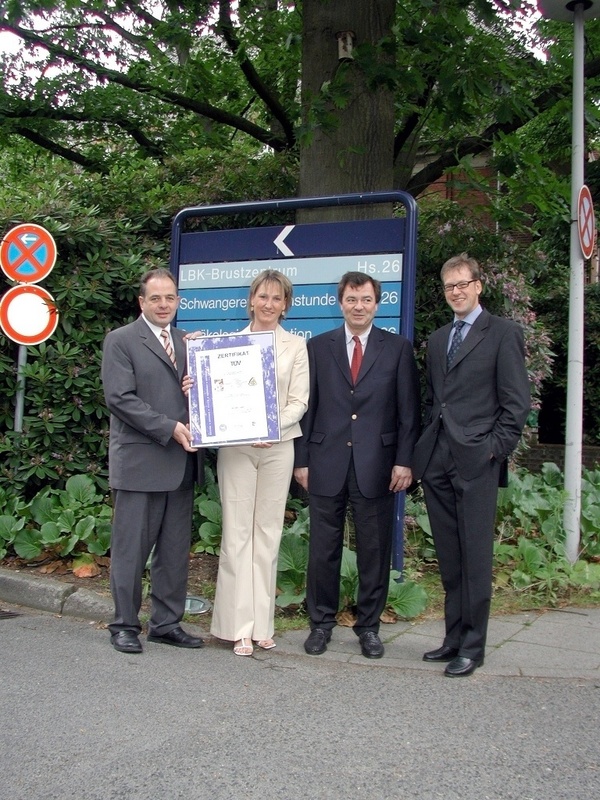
[413,253,530,676]
[102,268,205,654]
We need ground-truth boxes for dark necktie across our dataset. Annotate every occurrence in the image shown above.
[160,329,177,368]
[350,335,363,384]
[447,320,465,369]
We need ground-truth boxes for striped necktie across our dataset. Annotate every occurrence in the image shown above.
[160,329,177,368]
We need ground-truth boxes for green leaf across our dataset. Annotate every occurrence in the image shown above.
[13,529,43,560]
[75,516,96,540]
[59,533,80,557]
[0,515,25,542]
[277,532,308,576]
[275,591,306,608]
[56,509,77,533]
[39,521,62,544]
[86,521,112,556]
[65,474,98,505]
[30,493,58,525]
[386,576,428,619]
[196,499,222,525]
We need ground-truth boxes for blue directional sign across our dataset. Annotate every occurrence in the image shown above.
[170,191,419,574]
[171,192,418,342]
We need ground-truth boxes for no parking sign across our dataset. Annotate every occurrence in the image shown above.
[0,223,59,345]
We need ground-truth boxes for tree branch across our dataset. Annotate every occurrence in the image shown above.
[2,21,289,152]
[405,57,600,196]
[217,0,295,146]
[3,106,168,161]
[12,126,109,173]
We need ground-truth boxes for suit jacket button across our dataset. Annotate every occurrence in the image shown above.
[351,414,357,420]
[347,441,352,447]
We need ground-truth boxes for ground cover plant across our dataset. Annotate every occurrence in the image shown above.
[2,463,599,621]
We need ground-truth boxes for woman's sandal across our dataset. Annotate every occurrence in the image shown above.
[253,639,276,650]
[233,638,254,657]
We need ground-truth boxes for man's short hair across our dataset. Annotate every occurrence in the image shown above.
[440,254,481,282]
[337,271,382,303]
[139,268,178,297]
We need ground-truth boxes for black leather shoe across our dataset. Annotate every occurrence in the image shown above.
[444,656,483,677]
[359,631,384,659]
[147,626,204,648]
[304,628,331,655]
[111,630,142,654]
[423,645,459,663]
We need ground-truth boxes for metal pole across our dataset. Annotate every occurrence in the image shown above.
[563,3,586,563]
[14,345,27,432]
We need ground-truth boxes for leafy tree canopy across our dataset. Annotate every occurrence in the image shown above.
[1,0,598,199]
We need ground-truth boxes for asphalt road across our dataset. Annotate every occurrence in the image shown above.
[1,606,599,800]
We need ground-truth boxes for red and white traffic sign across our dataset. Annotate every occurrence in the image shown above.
[578,185,596,261]
[0,284,59,345]
[0,223,57,283]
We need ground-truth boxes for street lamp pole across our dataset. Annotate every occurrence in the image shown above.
[538,0,599,562]
[563,3,585,563]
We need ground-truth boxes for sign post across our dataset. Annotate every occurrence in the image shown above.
[539,0,600,562]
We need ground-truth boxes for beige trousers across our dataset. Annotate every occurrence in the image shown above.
[210,439,294,642]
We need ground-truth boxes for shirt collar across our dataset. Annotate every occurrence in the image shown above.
[142,313,171,339]
[454,304,482,328]
[345,323,372,345]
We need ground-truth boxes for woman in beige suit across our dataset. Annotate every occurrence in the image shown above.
[211,270,309,656]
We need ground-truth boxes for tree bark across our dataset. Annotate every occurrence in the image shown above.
[298,0,396,222]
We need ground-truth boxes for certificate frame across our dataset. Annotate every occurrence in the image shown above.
[187,331,280,447]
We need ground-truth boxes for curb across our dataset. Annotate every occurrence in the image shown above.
[0,568,113,622]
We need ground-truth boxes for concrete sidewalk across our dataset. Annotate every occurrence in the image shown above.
[1,566,599,681]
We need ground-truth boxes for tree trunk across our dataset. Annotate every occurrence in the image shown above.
[298,0,396,222]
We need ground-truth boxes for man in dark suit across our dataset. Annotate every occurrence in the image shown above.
[294,272,420,659]
[413,253,530,676]
[102,268,205,654]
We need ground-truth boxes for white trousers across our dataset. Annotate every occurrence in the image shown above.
[210,439,294,642]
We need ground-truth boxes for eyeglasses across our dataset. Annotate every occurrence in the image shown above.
[443,279,477,293]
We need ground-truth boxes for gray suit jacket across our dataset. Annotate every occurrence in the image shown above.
[102,316,204,492]
[412,308,530,484]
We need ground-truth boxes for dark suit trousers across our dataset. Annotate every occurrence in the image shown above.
[109,466,194,636]
[306,459,394,636]
[421,430,501,661]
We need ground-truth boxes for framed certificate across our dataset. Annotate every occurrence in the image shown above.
[187,331,281,447]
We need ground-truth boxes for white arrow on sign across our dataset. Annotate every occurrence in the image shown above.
[274,225,295,257]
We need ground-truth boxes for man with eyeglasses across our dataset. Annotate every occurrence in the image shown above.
[412,253,530,676]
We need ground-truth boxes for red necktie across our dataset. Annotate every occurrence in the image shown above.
[350,335,363,384]
[160,329,177,368]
